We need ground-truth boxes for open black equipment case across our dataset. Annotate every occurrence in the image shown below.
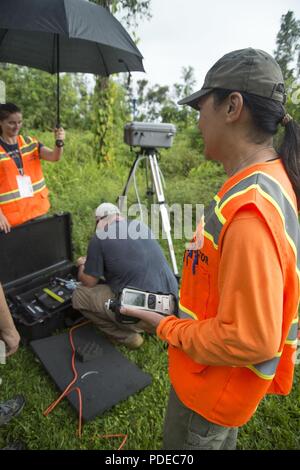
[1,213,80,341]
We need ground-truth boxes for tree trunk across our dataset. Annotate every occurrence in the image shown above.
[92,0,114,164]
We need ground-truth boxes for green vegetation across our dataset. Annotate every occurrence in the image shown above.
[0,130,299,450]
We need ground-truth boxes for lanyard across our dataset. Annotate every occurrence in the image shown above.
[17,148,24,176]
[12,143,24,176]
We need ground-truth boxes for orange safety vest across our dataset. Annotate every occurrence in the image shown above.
[170,160,299,427]
[0,135,50,226]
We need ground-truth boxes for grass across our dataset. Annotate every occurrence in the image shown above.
[0,130,299,450]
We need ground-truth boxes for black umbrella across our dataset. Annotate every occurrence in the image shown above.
[0,0,144,128]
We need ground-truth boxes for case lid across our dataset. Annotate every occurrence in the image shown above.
[0,213,73,289]
[124,121,176,133]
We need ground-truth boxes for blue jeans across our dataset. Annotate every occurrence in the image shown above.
[163,386,238,450]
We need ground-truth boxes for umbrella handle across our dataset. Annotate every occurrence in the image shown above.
[56,34,62,145]
[55,119,64,148]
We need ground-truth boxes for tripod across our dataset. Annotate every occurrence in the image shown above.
[118,147,179,277]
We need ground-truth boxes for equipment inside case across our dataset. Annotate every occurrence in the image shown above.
[9,276,76,324]
[1,213,80,339]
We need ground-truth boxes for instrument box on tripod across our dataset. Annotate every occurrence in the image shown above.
[1,213,80,342]
[124,121,176,149]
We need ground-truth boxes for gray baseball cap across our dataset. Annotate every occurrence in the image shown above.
[95,202,120,219]
[178,48,286,109]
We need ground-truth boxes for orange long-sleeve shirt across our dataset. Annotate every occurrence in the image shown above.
[157,208,284,367]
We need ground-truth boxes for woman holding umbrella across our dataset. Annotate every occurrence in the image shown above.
[0,102,65,232]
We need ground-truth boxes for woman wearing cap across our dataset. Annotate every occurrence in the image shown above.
[0,102,65,233]
[121,48,300,449]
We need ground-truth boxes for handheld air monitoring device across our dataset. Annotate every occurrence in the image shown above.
[105,287,178,324]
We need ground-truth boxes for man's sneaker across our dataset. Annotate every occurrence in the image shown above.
[0,395,25,426]
[119,333,144,350]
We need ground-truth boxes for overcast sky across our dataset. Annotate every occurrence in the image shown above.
[129,0,300,92]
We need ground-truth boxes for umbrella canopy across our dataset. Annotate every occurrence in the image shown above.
[0,0,144,75]
[0,0,145,124]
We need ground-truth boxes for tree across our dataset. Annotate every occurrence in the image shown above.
[0,65,92,131]
[274,11,300,81]
[108,0,151,28]
[90,0,151,164]
[274,10,300,123]
[134,80,170,121]
[131,67,198,130]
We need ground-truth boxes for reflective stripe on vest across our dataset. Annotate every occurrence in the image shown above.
[220,171,300,278]
[204,196,225,249]
[0,140,37,162]
[245,316,298,380]
[247,315,298,380]
[203,171,300,279]
[246,353,282,380]
[178,302,197,320]
[285,318,299,346]
[19,141,37,156]
[0,178,46,204]
[0,153,10,162]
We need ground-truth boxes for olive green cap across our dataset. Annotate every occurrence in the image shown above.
[178,48,286,109]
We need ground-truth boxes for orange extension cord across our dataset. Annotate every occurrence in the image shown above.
[43,320,128,450]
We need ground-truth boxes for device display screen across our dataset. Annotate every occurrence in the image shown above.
[123,292,146,307]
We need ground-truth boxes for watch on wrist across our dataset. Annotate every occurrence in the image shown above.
[55,139,64,148]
